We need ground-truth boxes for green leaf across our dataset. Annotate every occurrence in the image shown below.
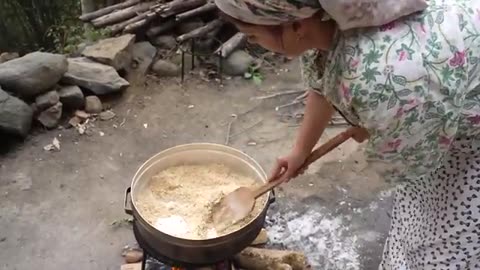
[369,92,381,99]
[464,102,477,110]
[387,95,397,109]
[369,100,379,110]
[344,46,355,56]
[427,14,434,27]
[439,87,450,96]
[392,75,407,86]
[374,84,385,92]
[435,12,444,24]
[360,89,369,96]
[425,112,439,119]
[414,85,424,93]
[252,74,263,85]
[397,89,413,97]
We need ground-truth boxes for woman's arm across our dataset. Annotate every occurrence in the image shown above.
[293,91,335,155]
[270,90,334,181]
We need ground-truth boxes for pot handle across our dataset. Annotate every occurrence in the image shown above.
[124,187,133,215]
[268,189,276,205]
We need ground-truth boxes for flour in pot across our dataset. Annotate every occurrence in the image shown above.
[136,164,268,240]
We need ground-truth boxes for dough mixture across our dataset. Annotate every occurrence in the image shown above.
[136,163,267,240]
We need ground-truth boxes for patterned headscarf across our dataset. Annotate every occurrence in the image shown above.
[215,0,322,25]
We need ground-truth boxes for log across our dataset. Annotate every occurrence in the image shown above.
[175,3,217,22]
[177,19,223,43]
[80,0,141,22]
[146,19,177,38]
[108,11,148,35]
[215,32,247,57]
[235,247,307,270]
[155,0,206,19]
[91,2,153,28]
[124,18,148,33]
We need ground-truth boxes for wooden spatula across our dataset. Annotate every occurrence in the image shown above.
[211,127,357,227]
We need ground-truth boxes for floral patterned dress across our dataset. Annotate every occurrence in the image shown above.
[302,0,480,268]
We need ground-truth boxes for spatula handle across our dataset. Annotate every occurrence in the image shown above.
[252,127,357,199]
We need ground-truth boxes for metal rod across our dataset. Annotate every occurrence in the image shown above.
[191,39,195,70]
[218,54,223,84]
[181,50,185,83]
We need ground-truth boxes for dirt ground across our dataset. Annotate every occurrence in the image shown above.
[0,60,393,270]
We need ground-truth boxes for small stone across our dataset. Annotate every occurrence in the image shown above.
[124,249,143,263]
[152,35,177,50]
[35,91,60,111]
[99,110,116,121]
[68,116,82,127]
[151,60,180,77]
[222,50,254,76]
[75,110,90,119]
[58,85,85,110]
[37,102,62,129]
[85,96,102,113]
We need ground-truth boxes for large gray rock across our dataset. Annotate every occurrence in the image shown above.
[61,58,130,95]
[128,42,157,79]
[35,90,60,111]
[37,102,62,129]
[0,87,33,137]
[152,35,177,50]
[151,60,180,77]
[0,52,68,98]
[58,85,84,110]
[222,50,254,76]
[82,34,135,70]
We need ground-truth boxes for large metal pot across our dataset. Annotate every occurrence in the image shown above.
[124,143,273,266]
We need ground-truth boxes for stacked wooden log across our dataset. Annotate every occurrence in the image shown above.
[80,0,245,58]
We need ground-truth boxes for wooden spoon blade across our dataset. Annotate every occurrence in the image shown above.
[212,187,255,228]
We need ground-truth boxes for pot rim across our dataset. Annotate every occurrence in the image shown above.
[129,142,270,242]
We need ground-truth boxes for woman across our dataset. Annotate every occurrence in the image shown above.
[215,0,480,269]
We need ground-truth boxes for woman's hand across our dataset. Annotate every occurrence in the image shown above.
[352,127,369,143]
[269,148,309,183]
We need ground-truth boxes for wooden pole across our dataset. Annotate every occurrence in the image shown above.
[177,19,223,43]
[175,3,217,22]
[215,33,246,57]
[80,0,141,22]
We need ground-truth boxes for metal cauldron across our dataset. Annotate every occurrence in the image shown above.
[124,143,273,266]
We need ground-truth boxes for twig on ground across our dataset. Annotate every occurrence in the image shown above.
[224,114,237,145]
[230,119,263,138]
[252,90,305,101]
[275,100,304,111]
